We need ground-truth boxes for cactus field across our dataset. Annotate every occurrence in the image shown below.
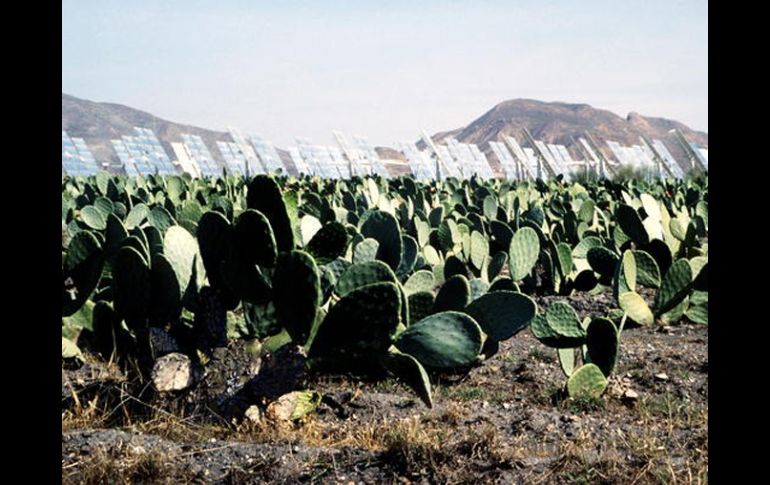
[62,172,708,482]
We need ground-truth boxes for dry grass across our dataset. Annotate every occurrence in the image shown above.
[62,441,196,485]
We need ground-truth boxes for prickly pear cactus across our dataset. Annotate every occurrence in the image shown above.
[508,227,540,281]
[335,261,398,297]
[618,291,653,325]
[464,291,536,341]
[654,259,693,316]
[232,209,278,267]
[308,282,402,368]
[113,246,152,322]
[246,175,295,251]
[306,221,349,264]
[567,363,608,398]
[381,350,433,408]
[394,311,483,369]
[273,251,321,347]
[403,270,435,296]
[433,274,471,312]
[360,210,403,271]
[585,317,619,377]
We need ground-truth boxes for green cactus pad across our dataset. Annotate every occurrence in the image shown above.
[587,246,619,278]
[558,348,577,377]
[615,204,649,245]
[428,206,444,227]
[221,245,273,304]
[567,364,608,399]
[508,227,540,281]
[397,235,419,277]
[273,251,321,346]
[465,291,536,341]
[585,318,619,376]
[381,350,433,408]
[685,291,708,324]
[305,221,349,265]
[143,225,164,257]
[233,209,278,267]
[246,175,295,251]
[618,291,653,325]
[489,221,513,253]
[572,236,604,260]
[163,225,205,296]
[80,205,107,230]
[578,199,595,223]
[408,291,436,324]
[404,270,435,296]
[147,206,175,234]
[469,231,488,270]
[488,277,519,292]
[353,238,379,264]
[113,246,152,321]
[555,242,573,278]
[468,279,489,301]
[197,210,231,277]
[394,311,483,369]
[360,210,402,271]
[104,213,128,258]
[335,260,397,297]
[632,250,661,288]
[309,282,402,361]
[546,302,586,339]
[443,256,469,280]
[487,251,508,281]
[654,259,693,316]
[483,195,498,221]
[63,231,104,317]
[614,250,637,297]
[433,274,471,312]
[148,253,182,324]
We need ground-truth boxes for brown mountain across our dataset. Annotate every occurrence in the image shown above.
[428,99,708,173]
[62,93,232,170]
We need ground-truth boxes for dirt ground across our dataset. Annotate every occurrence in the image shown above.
[62,295,707,484]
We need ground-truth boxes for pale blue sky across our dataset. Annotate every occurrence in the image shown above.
[62,0,708,147]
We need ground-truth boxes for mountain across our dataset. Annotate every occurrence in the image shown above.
[428,99,707,173]
[62,93,235,170]
[63,93,707,177]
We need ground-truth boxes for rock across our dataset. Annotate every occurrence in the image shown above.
[244,405,262,424]
[265,390,322,422]
[622,389,639,401]
[152,353,195,392]
[654,373,669,382]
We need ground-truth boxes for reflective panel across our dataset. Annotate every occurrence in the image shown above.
[651,139,685,178]
[62,131,100,176]
[248,135,287,174]
[181,134,221,177]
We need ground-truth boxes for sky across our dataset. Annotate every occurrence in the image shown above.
[62,0,708,147]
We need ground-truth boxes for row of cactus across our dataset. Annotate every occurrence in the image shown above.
[62,170,707,405]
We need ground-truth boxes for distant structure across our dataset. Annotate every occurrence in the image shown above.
[62,131,101,176]
[64,124,706,181]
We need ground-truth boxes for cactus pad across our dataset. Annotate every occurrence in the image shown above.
[585,317,619,376]
[394,311,483,369]
[508,227,540,281]
[567,364,608,398]
[434,274,471,312]
[465,291,536,341]
[335,261,397,297]
[360,210,402,271]
[654,259,693,316]
[273,251,321,346]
